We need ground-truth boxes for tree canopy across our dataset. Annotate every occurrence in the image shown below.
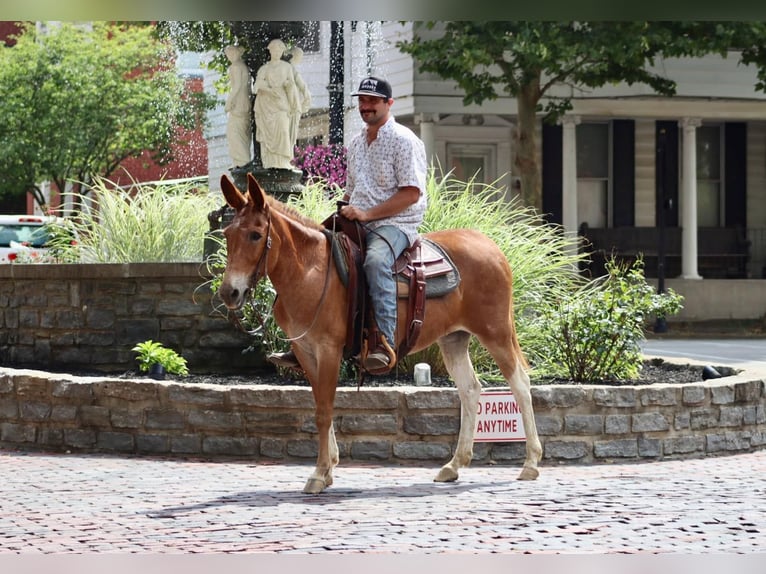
[397,21,766,208]
[0,21,216,210]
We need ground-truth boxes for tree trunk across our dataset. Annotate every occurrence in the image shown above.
[514,77,542,210]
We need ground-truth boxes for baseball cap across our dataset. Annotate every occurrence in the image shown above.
[351,76,393,99]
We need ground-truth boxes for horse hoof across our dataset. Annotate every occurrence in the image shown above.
[517,466,539,481]
[434,466,459,483]
[303,477,328,494]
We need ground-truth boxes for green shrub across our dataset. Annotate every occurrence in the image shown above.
[530,256,684,382]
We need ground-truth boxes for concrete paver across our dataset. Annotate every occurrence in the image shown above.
[1,448,765,554]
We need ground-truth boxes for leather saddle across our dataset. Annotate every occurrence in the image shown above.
[322,211,461,366]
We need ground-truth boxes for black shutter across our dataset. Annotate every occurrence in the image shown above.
[656,121,679,227]
[724,122,747,228]
[612,120,635,227]
[542,123,563,225]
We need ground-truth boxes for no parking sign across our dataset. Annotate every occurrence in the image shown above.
[474,391,526,442]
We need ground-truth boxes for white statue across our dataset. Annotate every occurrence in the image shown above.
[253,39,301,170]
[224,45,252,168]
[288,47,312,147]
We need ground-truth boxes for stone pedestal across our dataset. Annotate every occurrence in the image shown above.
[230,164,304,203]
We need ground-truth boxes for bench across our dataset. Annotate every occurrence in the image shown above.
[579,224,750,279]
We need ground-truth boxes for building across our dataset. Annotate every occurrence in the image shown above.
[205,22,766,288]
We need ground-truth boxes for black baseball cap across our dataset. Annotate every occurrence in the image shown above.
[351,76,392,99]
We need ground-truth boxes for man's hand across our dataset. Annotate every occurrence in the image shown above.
[339,205,369,222]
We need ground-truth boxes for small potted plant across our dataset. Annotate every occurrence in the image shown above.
[132,340,189,380]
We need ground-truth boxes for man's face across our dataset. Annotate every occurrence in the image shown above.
[357,95,391,126]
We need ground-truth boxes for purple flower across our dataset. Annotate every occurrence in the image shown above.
[292,143,347,189]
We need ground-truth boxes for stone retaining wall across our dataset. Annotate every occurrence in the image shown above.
[0,263,264,374]
[1,367,764,465]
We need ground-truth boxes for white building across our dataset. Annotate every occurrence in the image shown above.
[205,21,766,297]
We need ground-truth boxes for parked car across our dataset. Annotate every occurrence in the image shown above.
[0,214,61,263]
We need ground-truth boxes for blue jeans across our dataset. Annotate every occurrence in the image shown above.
[363,225,409,345]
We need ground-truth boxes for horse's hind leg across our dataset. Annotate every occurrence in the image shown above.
[434,331,482,483]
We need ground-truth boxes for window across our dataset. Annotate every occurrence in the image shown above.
[576,123,610,228]
[446,144,495,185]
[696,125,722,227]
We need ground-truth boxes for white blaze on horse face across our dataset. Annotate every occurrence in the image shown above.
[220,269,251,310]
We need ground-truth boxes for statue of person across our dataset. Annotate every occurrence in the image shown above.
[224,45,252,168]
[287,47,312,147]
[253,39,301,170]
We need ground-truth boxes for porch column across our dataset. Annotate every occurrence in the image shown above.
[561,115,580,258]
[414,113,439,168]
[681,117,702,279]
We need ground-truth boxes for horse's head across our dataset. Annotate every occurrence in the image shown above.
[218,173,272,310]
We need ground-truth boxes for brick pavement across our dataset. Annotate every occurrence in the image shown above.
[0,448,765,554]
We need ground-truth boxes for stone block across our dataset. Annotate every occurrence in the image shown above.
[682,385,707,406]
[135,434,170,453]
[640,387,678,407]
[403,414,459,436]
[594,438,638,458]
[286,438,318,458]
[20,401,51,421]
[145,408,186,430]
[638,437,662,457]
[403,389,460,409]
[167,385,226,407]
[488,441,527,461]
[202,436,258,456]
[532,386,588,409]
[64,428,97,448]
[188,410,243,431]
[350,439,392,460]
[710,385,735,405]
[543,440,589,460]
[631,412,670,432]
[718,406,744,427]
[564,414,603,434]
[1,422,36,443]
[259,437,286,458]
[340,414,398,435]
[97,431,134,452]
[706,431,750,452]
[605,414,630,434]
[245,412,302,434]
[690,408,719,430]
[393,441,451,460]
[169,434,200,454]
[533,415,562,435]
[79,405,111,427]
[663,435,705,454]
[592,387,637,408]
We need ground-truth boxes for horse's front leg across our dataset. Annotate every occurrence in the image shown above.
[301,347,342,494]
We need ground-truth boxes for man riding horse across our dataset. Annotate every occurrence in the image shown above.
[269,76,427,374]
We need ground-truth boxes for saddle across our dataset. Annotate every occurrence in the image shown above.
[323,210,461,371]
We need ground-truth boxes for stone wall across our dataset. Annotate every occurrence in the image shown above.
[0,263,264,374]
[1,367,763,465]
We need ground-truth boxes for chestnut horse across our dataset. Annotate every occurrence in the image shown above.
[218,173,542,494]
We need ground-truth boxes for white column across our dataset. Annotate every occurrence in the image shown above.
[414,113,439,168]
[681,117,702,279]
[561,115,580,258]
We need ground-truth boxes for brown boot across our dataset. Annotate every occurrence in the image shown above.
[362,334,396,373]
[267,349,301,370]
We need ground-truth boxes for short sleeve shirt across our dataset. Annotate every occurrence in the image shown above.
[346,116,427,245]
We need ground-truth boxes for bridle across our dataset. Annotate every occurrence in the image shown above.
[227,211,334,345]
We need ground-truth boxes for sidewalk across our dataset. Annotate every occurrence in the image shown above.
[1,448,765,554]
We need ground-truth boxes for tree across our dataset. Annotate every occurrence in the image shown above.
[0,22,216,211]
[397,21,766,209]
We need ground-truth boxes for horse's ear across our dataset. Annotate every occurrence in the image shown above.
[220,175,247,210]
[246,173,269,212]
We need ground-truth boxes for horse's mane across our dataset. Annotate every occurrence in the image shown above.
[266,195,324,232]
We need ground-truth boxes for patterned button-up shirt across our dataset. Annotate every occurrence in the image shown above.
[346,116,427,245]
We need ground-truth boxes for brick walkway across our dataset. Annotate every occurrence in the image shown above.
[1,448,765,554]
